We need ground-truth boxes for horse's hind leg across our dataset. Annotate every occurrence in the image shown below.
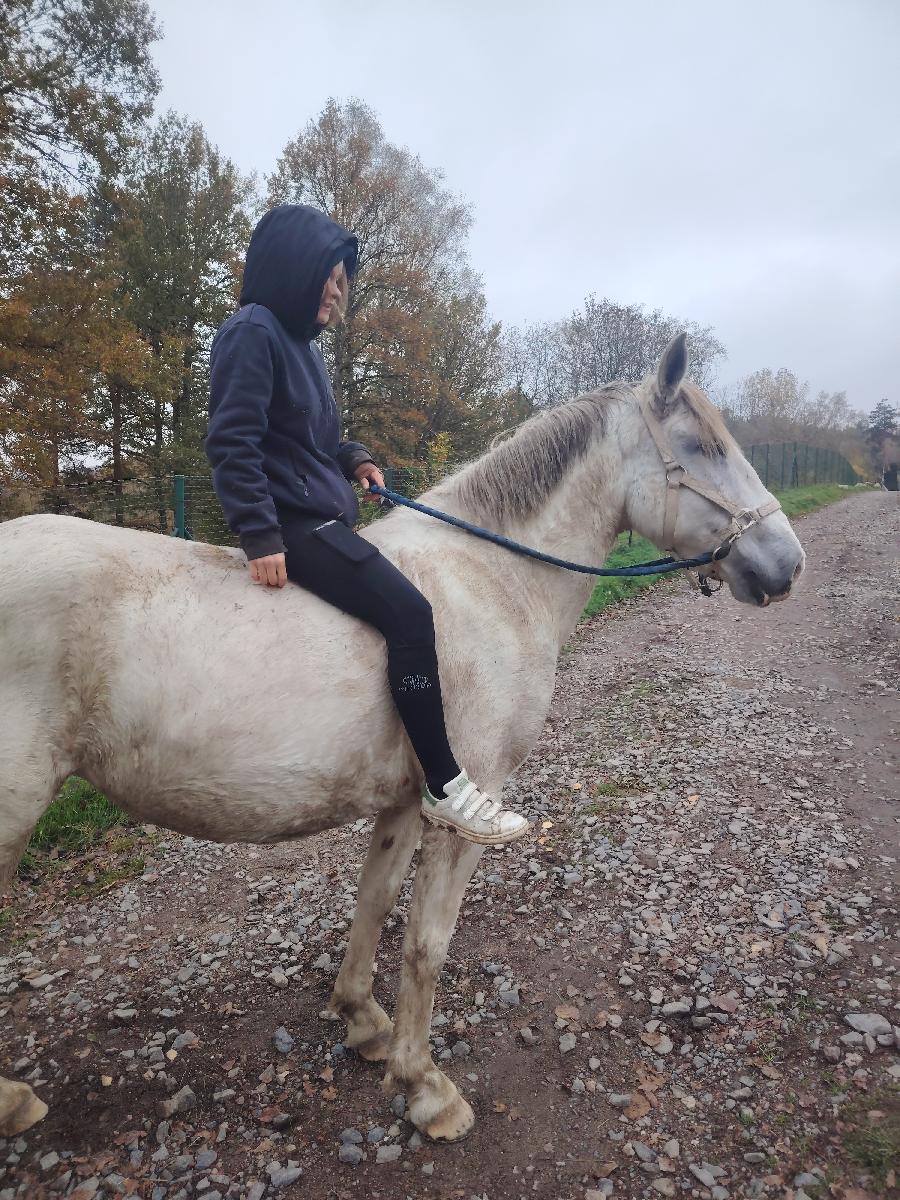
[383,825,483,1140]
[0,704,69,1136]
[330,805,422,1061]
[0,702,68,893]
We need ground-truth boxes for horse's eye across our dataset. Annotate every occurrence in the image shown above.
[682,437,725,459]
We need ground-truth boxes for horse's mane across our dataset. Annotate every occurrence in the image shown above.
[679,381,732,458]
[431,378,730,526]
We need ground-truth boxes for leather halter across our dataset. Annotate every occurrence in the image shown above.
[638,396,782,559]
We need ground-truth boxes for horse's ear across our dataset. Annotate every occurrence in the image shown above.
[654,333,689,414]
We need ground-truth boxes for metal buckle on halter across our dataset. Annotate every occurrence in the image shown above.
[722,508,758,546]
[730,509,759,540]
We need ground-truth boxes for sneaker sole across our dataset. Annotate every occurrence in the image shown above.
[422,810,530,846]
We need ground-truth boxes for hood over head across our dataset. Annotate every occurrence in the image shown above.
[239,204,358,340]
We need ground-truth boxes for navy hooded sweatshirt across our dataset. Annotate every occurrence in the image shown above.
[205,204,375,560]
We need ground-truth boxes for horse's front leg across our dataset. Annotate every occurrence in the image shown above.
[329,805,421,1061]
[383,824,484,1140]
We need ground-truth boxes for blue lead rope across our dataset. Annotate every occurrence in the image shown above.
[368,484,720,578]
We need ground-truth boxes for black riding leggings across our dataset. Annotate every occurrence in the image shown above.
[278,510,461,796]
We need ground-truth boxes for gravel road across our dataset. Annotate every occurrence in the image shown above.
[1,489,897,1200]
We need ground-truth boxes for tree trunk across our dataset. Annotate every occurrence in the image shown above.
[49,394,62,514]
[174,338,196,455]
[111,383,124,526]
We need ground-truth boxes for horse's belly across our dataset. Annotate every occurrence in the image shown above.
[90,732,417,845]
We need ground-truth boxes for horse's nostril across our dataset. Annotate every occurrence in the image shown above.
[792,560,803,581]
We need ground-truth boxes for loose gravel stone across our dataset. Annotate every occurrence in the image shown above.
[844,1012,892,1036]
[662,999,692,1016]
[272,1026,294,1054]
[158,1085,196,1117]
[268,1163,303,1187]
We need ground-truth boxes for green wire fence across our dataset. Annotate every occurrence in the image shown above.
[0,442,859,542]
[745,441,857,490]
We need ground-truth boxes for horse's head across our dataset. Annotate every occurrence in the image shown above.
[625,334,805,606]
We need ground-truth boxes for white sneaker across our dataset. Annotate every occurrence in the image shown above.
[422,769,530,846]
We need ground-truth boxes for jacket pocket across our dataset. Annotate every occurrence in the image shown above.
[312,520,379,564]
[289,450,310,496]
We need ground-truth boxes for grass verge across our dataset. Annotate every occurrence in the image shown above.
[18,775,129,878]
[583,482,872,619]
[841,1088,900,1192]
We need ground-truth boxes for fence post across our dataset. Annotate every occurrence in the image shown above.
[792,441,799,488]
[813,447,819,484]
[172,475,186,538]
[764,443,770,487]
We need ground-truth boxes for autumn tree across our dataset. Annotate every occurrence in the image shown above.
[96,113,255,483]
[0,0,160,279]
[504,298,726,410]
[723,368,809,435]
[0,230,149,497]
[0,0,161,498]
[865,400,898,467]
[267,98,498,463]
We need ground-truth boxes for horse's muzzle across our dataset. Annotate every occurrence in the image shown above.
[741,552,805,606]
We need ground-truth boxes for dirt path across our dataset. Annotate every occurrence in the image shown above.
[1,490,898,1200]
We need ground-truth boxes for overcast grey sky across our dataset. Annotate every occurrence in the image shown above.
[148,0,898,412]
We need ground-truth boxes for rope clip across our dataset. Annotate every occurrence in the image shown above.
[698,572,725,597]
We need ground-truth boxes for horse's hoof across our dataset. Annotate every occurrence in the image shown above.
[0,1080,48,1136]
[423,1094,475,1142]
[333,996,393,1062]
[355,1030,392,1062]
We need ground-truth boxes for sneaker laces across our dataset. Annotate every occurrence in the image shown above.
[449,780,502,822]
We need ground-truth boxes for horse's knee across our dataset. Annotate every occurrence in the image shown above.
[403,939,439,989]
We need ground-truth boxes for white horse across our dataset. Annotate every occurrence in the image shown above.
[0,336,804,1139]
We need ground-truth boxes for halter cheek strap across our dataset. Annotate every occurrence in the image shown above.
[637,396,782,556]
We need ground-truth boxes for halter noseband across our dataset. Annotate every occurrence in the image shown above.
[638,396,782,568]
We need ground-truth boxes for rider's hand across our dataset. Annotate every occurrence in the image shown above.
[248,552,287,588]
[354,461,386,501]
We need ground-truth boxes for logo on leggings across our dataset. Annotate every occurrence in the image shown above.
[399,673,432,693]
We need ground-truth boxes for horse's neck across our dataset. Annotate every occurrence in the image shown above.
[441,447,626,649]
